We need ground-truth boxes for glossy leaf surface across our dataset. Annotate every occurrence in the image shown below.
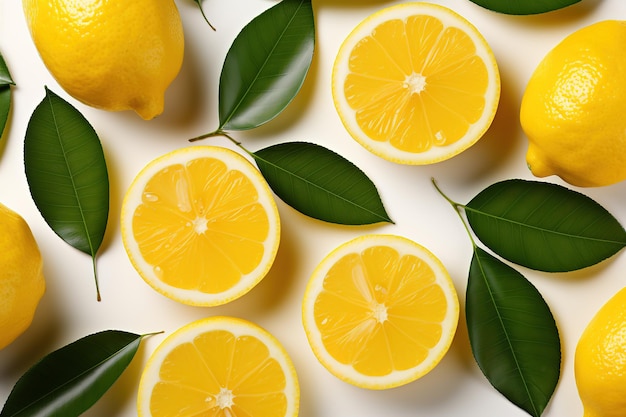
[253,141,392,225]
[0,87,10,140]
[219,0,314,130]
[24,87,109,257]
[469,0,580,14]
[467,247,561,417]
[0,52,13,139]
[465,179,626,272]
[0,331,143,417]
[0,52,13,85]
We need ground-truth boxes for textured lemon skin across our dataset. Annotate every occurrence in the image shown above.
[575,287,626,417]
[22,0,184,120]
[520,20,626,187]
[0,203,45,350]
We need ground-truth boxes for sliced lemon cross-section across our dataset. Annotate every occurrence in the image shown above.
[121,146,280,306]
[332,2,500,164]
[137,316,300,417]
[302,234,459,389]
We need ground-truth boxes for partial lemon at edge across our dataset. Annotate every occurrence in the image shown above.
[0,202,45,350]
[521,20,626,187]
[575,287,626,417]
[137,316,299,417]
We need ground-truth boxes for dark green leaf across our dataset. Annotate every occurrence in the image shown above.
[24,87,109,300]
[465,179,626,272]
[252,141,392,225]
[0,52,13,140]
[467,247,561,417]
[0,52,14,85]
[219,0,314,130]
[468,0,581,15]
[0,330,143,417]
[0,86,10,140]
[24,87,109,255]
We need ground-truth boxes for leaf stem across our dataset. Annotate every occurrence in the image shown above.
[431,177,478,248]
[92,255,101,302]
[188,129,223,142]
[141,330,165,339]
[195,0,216,31]
[188,129,255,158]
[223,133,255,158]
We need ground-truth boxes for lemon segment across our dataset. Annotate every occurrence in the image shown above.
[0,203,45,350]
[520,20,626,187]
[302,234,459,389]
[137,316,299,417]
[22,0,184,120]
[121,146,280,306]
[332,2,500,165]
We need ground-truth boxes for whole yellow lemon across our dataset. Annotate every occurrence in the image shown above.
[575,287,626,417]
[0,203,45,350]
[520,20,626,187]
[22,0,184,120]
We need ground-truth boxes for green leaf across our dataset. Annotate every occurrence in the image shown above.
[0,330,145,417]
[0,52,13,140]
[464,179,626,272]
[218,0,314,130]
[252,141,392,225]
[24,87,109,300]
[0,86,10,140]
[468,0,581,15]
[0,52,14,85]
[467,247,561,417]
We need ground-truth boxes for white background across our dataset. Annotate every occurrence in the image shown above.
[1,0,626,416]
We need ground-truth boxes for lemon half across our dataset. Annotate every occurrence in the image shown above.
[332,2,500,165]
[302,234,459,389]
[121,146,280,306]
[138,316,299,417]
